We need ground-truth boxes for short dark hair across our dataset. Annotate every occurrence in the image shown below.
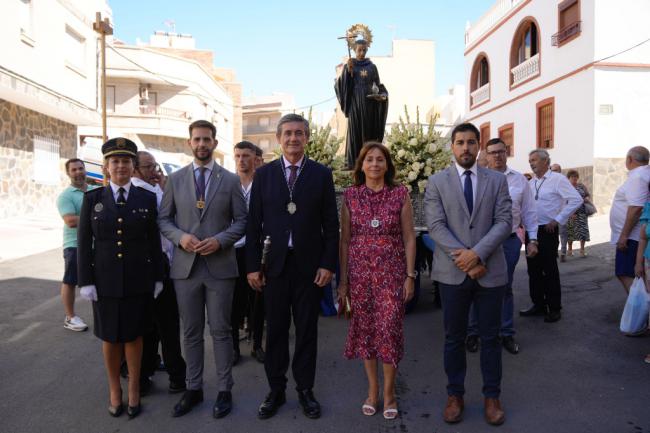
[566,169,579,178]
[353,142,397,187]
[254,145,263,157]
[451,122,480,144]
[276,113,310,138]
[485,138,505,149]
[65,158,84,172]
[234,141,258,154]
[135,151,153,169]
[189,120,216,139]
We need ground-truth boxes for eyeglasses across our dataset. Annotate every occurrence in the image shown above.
[486,150,507,156]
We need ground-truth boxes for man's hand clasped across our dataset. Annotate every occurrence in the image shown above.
[452,248,485,280]
[247,272,266,292]
[180,233,220,255]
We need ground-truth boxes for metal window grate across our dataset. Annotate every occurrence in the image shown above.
[538,103,554,149]
[32,135,61,185]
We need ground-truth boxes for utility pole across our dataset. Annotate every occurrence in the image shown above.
[93,12,113,145]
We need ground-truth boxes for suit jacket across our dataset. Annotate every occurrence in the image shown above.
[424,165,512,287]
[245,158,339,279]
[158,162,247,280]
[77,185,164,298]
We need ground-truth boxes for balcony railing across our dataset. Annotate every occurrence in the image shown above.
[552,21,581,46]
[139,105,188,119]
[511,53,540,87]
[470,83,490,107]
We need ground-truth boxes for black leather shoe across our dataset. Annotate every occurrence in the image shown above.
[519,304,547,317]
[257,390,286,419]
[251,347,266,363]
[172,389,203,417]
[297,389,321,419]
[127,403,141,419]
[465,335,479,353]
[501,336,519,354]
[213,391,232,419]
[169,379,186,394]
[108,403,124,417]
[140,377,153,396]
[544,310,562,323]
[232,350,241,366]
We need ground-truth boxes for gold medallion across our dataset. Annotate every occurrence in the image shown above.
[287,202,297,215]
[196,200,205,209]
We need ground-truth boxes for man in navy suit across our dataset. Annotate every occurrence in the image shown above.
[246,113,339,420]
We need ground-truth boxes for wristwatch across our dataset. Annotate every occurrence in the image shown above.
[406,271,418,279]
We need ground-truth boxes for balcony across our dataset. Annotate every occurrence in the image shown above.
[511,53,540,87]
[552,21,581,46]
[470,83,490,107]
[139,105,188,119]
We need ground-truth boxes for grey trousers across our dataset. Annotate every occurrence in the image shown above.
[174,258,235,392]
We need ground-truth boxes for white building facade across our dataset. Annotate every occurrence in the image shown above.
[0,0,110,218]
[464,0,650,211]
[79,33,237,172]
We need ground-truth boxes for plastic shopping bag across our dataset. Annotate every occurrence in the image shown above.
[620,277,650,335]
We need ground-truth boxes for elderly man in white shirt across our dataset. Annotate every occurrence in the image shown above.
[609,146,650,292]
[520,149,582,323]
[132,150,187,395]
[466,138,538,355]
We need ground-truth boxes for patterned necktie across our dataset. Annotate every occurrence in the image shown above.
[117,187,126,205]
[197,167,207,200]
[288,165,298,189]
[464,170,473,215]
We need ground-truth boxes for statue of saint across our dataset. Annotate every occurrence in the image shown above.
[335,24,389,168]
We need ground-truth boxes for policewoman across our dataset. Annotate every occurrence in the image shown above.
[77,138,164,418]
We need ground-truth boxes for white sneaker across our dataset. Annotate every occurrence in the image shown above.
[64,315,88,332]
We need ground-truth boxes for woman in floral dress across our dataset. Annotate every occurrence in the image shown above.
[338,142,416,420]
[566,170,591,257]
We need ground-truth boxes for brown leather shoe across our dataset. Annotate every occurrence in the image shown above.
[484,398,505,425]
[443,395,464,423]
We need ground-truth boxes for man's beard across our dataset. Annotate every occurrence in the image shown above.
[193,149,212,162]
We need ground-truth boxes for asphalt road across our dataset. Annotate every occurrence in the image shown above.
[1,242,649,433]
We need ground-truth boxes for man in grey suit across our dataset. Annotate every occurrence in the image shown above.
[158,119,247,419]
[424,122,512,426]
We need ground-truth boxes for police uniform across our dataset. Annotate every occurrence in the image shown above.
[77,138,164,343]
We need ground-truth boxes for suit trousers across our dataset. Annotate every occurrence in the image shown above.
[174,257,235,392]
[264,250,322,392]
[141,266,186,382]
[440,277,505,398]
[526,226,562,311]
[468,234,522,337]
[232,247,265,351]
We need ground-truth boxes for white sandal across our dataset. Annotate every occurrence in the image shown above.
[362,402,377,416]
[383,406,398,420]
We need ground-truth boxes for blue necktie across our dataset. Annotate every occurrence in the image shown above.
[464,170,473,215]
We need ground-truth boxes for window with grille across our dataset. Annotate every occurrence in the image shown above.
[537,98,554,149]
[553,0,581,46]
[498,124,515,156]
[32,136,61,185]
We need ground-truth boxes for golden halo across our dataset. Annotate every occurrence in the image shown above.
[346,23,373,50]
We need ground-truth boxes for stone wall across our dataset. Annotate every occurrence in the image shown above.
[593,157,627,214]
[0,99,76,219]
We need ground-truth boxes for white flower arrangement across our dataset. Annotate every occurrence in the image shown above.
[385,106,450,194]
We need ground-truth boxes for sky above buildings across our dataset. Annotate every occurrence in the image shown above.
[108,0,494,116]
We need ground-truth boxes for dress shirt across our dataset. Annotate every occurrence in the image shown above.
[504,166,538,239]
[109,181,131,203]
[454,161,477,205]
[234,181,253,249]
[282,155,304,248]
[131,177,173,261]
[609,165,650,243]
[528,170,582,226]
[192,159,215,198]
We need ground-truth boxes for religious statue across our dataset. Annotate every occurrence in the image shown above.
[335,24,389,169]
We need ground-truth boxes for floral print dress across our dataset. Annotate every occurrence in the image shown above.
[343,184,407,367]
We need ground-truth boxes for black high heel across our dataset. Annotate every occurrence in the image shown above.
[127,403,141,419]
